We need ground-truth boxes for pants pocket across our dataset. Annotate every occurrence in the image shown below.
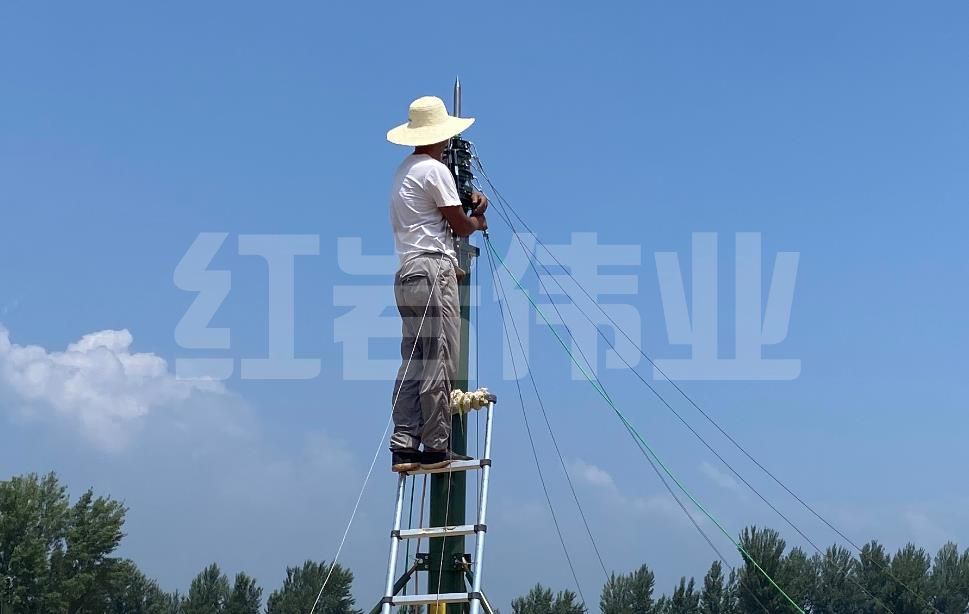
[398,273,431,309]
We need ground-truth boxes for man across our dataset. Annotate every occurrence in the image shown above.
[386,96,489,472]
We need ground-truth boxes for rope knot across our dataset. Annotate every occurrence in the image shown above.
[450,387,494,414]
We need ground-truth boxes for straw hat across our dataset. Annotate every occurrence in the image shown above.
[386,96,475,146]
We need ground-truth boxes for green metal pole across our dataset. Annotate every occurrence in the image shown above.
[427,237,477,613]
[426,78,480,613]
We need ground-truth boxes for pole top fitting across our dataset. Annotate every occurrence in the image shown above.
[453,76,462,118]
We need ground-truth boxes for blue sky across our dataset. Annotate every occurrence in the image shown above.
[2,1,968,609]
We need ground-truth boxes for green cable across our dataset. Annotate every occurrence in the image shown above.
[484,237,805,614]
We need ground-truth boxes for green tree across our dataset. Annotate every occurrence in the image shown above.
[512,584,554,614]
[857,541,894,614]
[265,561,358,614]
[182,563,230,614]
[52,488,128,612]
[0,472,69,612]
[165,591,185,614]
[106,560,175,614]
[600,564,655,614]
[699,561,728,614]
[721,569,740,614]
[510,584,584,614]
[226,572,262,614]
[0,472,131,613]
[780,547,813,610]
[809,545,865,613]
[930,542,969,614]
[888,543,932,614]
[735,526,819,613]
[665,577,699,614]
[736,526,793,613]
[550,589,584,614]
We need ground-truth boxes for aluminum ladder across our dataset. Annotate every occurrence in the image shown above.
[379,396,496,614]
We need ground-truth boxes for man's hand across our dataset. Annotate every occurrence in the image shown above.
[472,213,488,232]
[471,191,489,216]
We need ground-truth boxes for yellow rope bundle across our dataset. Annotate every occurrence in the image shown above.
[449,387,492,414]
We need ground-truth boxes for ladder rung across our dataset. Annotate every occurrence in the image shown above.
[393,593,470,606]
[406,459,489,476]
[396,525,476,540]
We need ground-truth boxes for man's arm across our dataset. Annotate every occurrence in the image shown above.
[440,205,487,237]
[425,161,489,236]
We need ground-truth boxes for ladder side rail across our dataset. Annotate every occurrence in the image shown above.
[380,474,408,614]
[468,401,495,614]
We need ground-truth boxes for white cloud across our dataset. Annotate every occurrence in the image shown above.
[573,458,617,489]
[571,458,705,529]
[0,322,384,596]
[699,460,743,494]
[0,324,225,451]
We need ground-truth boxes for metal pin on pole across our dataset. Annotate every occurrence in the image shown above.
[453,76,462,118]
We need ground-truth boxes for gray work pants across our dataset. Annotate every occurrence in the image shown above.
[390,252,460,451]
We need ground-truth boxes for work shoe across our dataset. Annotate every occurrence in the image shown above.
[391,448,421,473]
[420,449,472,470]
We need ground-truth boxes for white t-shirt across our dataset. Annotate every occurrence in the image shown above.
[389,154,461,266]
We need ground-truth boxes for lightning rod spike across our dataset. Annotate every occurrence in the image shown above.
[453,76,462,118]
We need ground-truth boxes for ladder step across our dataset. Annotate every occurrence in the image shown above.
[406,459,490,476]
[396,525,477,540]
[392,593,471,606]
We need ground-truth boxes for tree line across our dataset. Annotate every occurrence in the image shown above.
[3,472,968,613]
[0,473,356,613]
[512,527,969,614]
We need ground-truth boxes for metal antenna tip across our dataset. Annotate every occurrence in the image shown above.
[453,77,462,118]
